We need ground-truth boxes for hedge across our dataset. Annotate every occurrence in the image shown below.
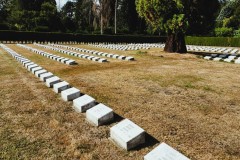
[185,36,240,47]
[0,30,166,43]
[1,30,239,47]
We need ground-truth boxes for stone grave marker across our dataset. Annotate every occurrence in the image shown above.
[35,69,47,77]
[73,94,96,113]
[110,119,145,150]
[86,103,114,126]
[144,142,190,160]
[53,81,70,93]
[45,76,61,88]
[39,72,54,82]
[61,87,80,101]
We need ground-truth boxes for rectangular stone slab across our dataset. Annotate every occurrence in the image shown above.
[35,69,47,77]
[86,103,114,126]
[53,81,70,93]
[39,72,54,82]
[65,60,76,65]
[73,94,96,113]
[31,67,43,74]
[126,57,134,61]
[27,64,38,71]
[144,142,190,160]
[45,76,61,88]
[24,62,34,67]
[110,119,145,150]
[61,87,81,101]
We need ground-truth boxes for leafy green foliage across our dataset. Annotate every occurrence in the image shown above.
[186,36,240,47]
[215,27,233,37]
[136,0,188,34]
[234,29,240,37]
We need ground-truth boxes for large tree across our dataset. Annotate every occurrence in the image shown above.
[136,0,188,53]
[184,0,220,35]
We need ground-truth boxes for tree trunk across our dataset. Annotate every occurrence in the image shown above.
[164,32,187,53]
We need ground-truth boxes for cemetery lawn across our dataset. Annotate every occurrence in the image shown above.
[0,44,240,160]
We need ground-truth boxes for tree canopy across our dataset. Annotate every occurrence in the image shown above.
[0,0,238,38]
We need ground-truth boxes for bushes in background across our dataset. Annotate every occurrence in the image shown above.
[214,27,233,37]
[0,30,166,43]
[186,36,240,47]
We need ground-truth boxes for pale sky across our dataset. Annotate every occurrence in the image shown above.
[56,0,72,9]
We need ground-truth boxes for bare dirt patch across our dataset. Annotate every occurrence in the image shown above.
[0,44,239,160]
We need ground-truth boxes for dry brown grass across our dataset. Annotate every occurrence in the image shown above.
[0,44,240,160]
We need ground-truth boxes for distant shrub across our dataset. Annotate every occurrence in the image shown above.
[214,27,233,37]
[34,26,49,32]
[186,36,240,47]
[234,29,240,37]
[0,23,10,30]
[103,27,113,35]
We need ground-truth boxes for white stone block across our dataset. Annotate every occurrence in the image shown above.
[73,95,96,113]
[228,56,236,60]
[126,57,134,61]
[65,60,76,65]
[45,76,61,88]
[144,143,190,160]
[235,59,240,64]
[110,119,145,150]
[224,59,233,63]
[86,103,114,126]
[31,67,43,74]
[204,56,211,60]
[61,87,81,101]
[24,62,34,67]
[35,69,47,77]
[112,55,119,59]
[213,57,222,61]
[39,72,54,82]
[27,64,38,71]
[118,56,126,60]
[53,81,70,93]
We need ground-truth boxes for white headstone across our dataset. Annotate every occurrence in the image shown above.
[31,67,43,74]
[35,69,47,77]
[110,119,145,150]
[45,76,61,88]
[86,103,114,126]
[53,81,70,93]
[61,87,81,101]
[73,94,96,113]
[144,143,190,160]
[39,72,54,82]
[27,64,38,71]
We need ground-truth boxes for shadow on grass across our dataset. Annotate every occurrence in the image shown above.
[132,133,160,151]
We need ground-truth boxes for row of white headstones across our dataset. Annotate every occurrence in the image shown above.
[49,43,135,61]
[0,44,190,160]
[17,44,77,65]
[34,43,108,63]
[204,54,240,63]
[89,42,240,54]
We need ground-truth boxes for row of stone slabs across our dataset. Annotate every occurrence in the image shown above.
[203,54,240,63]
[89,43,164,51]
[0,44,190,159]
[34,43,108,63]
[100,42,240,54]
[17,44,77,65]
[49,43,135,61]
[187,45,240,54]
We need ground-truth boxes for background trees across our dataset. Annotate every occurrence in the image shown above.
[0,0,239,38]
